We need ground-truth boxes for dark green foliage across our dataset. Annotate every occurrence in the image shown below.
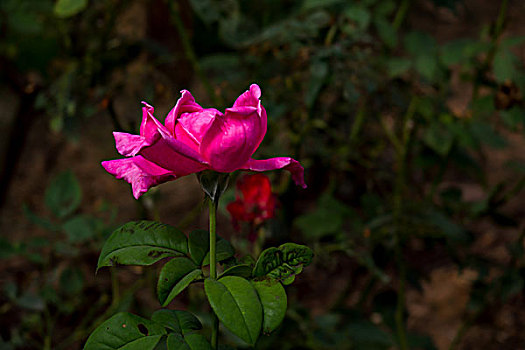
[97,221,188,270]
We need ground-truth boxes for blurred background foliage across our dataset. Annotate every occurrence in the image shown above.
[1,0,525,349]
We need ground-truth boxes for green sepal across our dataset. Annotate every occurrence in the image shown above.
[197,170,230,204]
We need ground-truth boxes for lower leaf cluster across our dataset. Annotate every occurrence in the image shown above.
[86,220,313,348]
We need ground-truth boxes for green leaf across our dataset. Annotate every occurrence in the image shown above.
[151,309,202,334]
[253,243,313,283]
[423,122,454,156]
[374,18,396,48]
[252,280,287,334]
[500,107,523,129]
[423,209,468,242]
[84,312,166,350]
[188,230,208,265]
[97,221,188,271]
[469,122,507,149]
[45,170,81,219]
[202,236,235,266]
[0,237,15,259]
[62,215,99,243]
[220,264,253,279]
[294,192,353,239]
[415,54,438,81]
[23,204,59,232]
[344,5,371,30]
[59,267,84,295]
[184,334,212,349]
[204,276,262,345]
[157,258,202,307]
[189,230,235,266]
[301,0,345,11]
[387,58,411,78]
[305,60,329,108]
[440,38,482,66]
[167,333,212,350]
[404,31,436,56]
[54,0,88,18]
[494,48,517,83]
[346,320,394,348]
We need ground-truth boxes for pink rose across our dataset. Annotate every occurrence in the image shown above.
[102,84,306,199]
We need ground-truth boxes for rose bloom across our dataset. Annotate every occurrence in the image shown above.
[102,84,305,198]
[227,174,277,233]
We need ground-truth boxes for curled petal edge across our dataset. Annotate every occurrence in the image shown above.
[101,156,176,199]
[241,157,306,189]
[165,90,203,135]
[113,132,151,157]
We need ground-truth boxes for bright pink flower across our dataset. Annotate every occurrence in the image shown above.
[102,84,306,199]
[227,174,277,231]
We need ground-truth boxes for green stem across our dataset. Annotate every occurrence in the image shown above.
[253,226,265,258]
[350,102,366,143]
[208,198,219,349]
[394,244,408,350]
[494,0,509,39]
[392,0,410,31]
[392,97,417,350]
[43,307,52,350]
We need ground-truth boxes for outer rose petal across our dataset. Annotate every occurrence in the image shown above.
[233,84,261,108]
[138,135,207,177]
[101,156,175,199]
[113,132,150,157]
[140,102,163,142]
[114,103,166,157]
[200,85,267,172]
[165,90,203,135]
[242,157,306,189]
[135,101,208,165]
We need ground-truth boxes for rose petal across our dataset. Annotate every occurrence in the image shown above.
[233,84,261,108]
[140,102,162,142]
[139,136,207,177]
[200,86,267,172]
[113,132,151,157]
[101,156,175,199]
[165,90,203,135]
[136,101,207,165]
[241,157,306,188]
[155,126,207,164]
[175,108,221,150]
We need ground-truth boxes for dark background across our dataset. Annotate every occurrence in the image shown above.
[1,0,525,349]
